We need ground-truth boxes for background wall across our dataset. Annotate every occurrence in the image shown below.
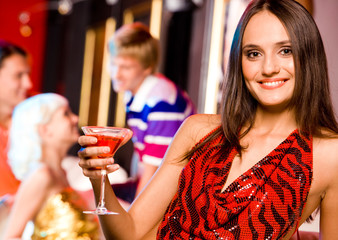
[0,0,47,95]
[313,0,338,115]
[1,0,337,116]
[298,0,338,232]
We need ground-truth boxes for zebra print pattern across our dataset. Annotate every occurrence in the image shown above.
[157,129,312,239]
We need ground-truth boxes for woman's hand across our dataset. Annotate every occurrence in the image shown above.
[77,135,120,179]
[121,128,133,145]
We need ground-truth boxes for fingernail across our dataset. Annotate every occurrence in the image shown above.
[91,138,97,144]
[103,147,110,153]
[108,164,119,170]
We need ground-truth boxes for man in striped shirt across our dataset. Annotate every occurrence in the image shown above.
[108,22,196,197]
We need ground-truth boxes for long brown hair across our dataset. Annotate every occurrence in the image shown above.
[185,0,338,160]
[221,0,338,153]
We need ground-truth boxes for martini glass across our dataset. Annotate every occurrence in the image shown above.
[81,126,132,215]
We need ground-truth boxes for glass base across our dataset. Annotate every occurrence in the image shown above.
[83,207,119,215]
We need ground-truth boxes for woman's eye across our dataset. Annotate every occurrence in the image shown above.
[246,51,260,58]
[281,48,292,55]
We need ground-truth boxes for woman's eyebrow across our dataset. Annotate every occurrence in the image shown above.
[242,40,291,50]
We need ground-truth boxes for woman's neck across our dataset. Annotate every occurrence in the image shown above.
[41,145,68,171]
[250,106,297,135]
[40,146,70,188]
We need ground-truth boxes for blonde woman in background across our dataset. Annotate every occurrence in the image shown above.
[3,93,100,239]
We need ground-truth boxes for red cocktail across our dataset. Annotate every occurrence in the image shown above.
[81,126,132,215]
[88,134,123,158]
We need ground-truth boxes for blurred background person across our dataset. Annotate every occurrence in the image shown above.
[0,40,32,233]
[107,22,196,199]
[0,40,32,197]
[3,93,100,239]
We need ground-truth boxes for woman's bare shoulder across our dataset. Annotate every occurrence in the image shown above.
[314,136,338,158]
[164,114,221,164]
[180,114,221,142]
[22,164,55,190]
[313,136,338,237]
[313,136,338,181]
[14,164,56,206]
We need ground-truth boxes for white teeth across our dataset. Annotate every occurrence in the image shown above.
[262,81,284,86]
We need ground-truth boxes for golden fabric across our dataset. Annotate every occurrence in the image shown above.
[32,188,100,240]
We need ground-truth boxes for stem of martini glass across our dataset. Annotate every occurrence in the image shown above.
[96,140,120,213]
[97,168,107,210]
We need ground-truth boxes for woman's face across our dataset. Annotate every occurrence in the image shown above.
[44,105,79,147]
[109,55,152,95]
[0,54,32,110]
[242,10,295,111]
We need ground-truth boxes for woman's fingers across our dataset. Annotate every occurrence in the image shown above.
[121,129,133,146]
[78,157,120,178]
[78,157,114,169]
[81,164,120,178]
[77,134,122,178]
[78,135,97,146]
[78,135,111,158]
[78,145,110,159]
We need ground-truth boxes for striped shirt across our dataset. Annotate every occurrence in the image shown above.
[125,74,196,166]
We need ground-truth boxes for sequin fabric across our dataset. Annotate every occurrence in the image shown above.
[157,128,313,239]
[32,188,100,240]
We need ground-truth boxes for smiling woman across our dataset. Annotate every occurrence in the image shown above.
[77,1,338,239]
[241,11,295,110]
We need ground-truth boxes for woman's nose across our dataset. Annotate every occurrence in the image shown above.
[72,113,79,123]
[262,55,280,76]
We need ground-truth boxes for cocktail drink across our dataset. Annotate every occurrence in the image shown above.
[89,134,123,158]
[81,126,132,215]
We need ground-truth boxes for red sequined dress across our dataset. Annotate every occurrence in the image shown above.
[157,128,312,239]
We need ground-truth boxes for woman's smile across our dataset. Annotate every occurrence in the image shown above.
[259,78,288,89]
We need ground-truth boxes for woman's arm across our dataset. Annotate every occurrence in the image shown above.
[3,166,53,239]
[134,162,157,197]
[319,148,338,240]
[78,115,213,239]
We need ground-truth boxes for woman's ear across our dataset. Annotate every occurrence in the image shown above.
[37,124,46,139]
[38,123,52,140]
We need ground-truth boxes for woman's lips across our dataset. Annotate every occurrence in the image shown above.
[259,79,287,89]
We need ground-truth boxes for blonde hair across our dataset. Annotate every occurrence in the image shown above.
[8,93,68,180]
[108,22,159,73]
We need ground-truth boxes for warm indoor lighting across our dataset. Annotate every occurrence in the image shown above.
[20,25,33,37]
[58,0,73,15]
[106,0,118,5]
[18,12,30,24]
[204,0,226,114]
[98,18,116,126]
